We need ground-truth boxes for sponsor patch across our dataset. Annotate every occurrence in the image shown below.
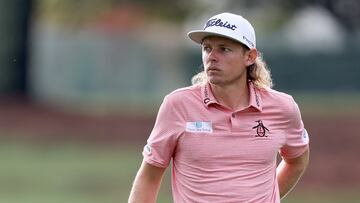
[186,121,213,133]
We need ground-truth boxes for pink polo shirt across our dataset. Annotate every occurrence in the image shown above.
[143,82,309,203]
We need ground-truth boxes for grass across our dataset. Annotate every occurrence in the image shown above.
[0,141,144,203]
[0,140,357,203]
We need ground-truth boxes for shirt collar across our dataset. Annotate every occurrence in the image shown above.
[201,82,263,111]
[201,82,218,106]
[248,82,263,111]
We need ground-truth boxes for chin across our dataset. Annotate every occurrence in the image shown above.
[208,77,222,85]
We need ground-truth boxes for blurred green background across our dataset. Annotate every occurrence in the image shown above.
[1,0,360,202]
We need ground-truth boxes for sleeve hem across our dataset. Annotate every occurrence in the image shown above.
[280,144,309,160]
[143,156,168,168]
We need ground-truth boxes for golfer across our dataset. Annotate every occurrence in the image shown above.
[129,12,310,203]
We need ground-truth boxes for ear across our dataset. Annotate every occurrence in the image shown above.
[245,49,257,66]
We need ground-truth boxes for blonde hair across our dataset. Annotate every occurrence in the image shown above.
[191,52,273,89]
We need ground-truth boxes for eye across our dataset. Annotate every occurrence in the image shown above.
[221,47,231,52]
[202,46,211,53]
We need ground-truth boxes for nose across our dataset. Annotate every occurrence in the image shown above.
[205,49,218,62]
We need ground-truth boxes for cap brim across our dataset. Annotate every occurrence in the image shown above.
[188,30,243,46]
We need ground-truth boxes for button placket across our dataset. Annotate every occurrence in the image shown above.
[229,112,236,132]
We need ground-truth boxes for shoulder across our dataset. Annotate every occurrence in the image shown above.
[158,85,202,118]
[261,88,294,102]
[260,88,300,113]
[164,85,202,104]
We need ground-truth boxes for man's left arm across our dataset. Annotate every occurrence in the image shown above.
[277,147,310,199]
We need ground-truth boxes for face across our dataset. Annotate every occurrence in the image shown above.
[202,36,254,86]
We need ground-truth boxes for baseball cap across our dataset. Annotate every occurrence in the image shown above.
[188,12,256,49]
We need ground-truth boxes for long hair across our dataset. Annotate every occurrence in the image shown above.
[191,51,273,89]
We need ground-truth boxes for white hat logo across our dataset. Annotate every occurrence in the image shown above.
[188,12,256,49]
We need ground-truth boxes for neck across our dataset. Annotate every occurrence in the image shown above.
[210,80,250,111]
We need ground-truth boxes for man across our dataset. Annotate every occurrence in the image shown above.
[129,12,309,203]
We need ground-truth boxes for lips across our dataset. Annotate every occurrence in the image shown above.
[207,67,221,73]
[206,65,220,71]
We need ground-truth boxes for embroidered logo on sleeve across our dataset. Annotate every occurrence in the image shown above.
[144,144,152,155]
[185,121,213,133]
[302,129,310,144]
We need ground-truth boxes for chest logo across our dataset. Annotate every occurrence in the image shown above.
[253,120,269,137]
[186,121,213,133]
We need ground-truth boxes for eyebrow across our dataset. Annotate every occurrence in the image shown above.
[201,42,231,47]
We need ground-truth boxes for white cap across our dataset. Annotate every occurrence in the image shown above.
[188,12,256,49]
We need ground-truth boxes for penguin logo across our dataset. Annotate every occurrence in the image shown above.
[253,120,269,137]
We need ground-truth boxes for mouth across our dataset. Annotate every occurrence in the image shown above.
[206,66,220,72]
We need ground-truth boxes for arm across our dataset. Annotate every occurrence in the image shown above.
[277,147,309,199]
[128,159,166,203]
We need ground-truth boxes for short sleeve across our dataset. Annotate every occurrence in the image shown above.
[279,98,310,159]
[143,95,184,168]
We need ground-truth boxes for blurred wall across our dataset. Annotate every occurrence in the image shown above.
[29,1,189,113]
[0,0,359,111]
[26,1,360,114]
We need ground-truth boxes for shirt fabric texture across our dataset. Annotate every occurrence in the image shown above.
[143,82,309,203]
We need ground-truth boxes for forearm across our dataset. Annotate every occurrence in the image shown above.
[128,175,161,203]
[277,148,309,199]
[128,160,165,203]
[277,160,305,198]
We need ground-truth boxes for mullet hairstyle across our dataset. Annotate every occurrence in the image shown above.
[191,45,273,89]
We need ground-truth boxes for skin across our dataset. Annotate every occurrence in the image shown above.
[128,160,166,203]
[277,148,310,199]
[201,36,257,111]
[128,35,309,202]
